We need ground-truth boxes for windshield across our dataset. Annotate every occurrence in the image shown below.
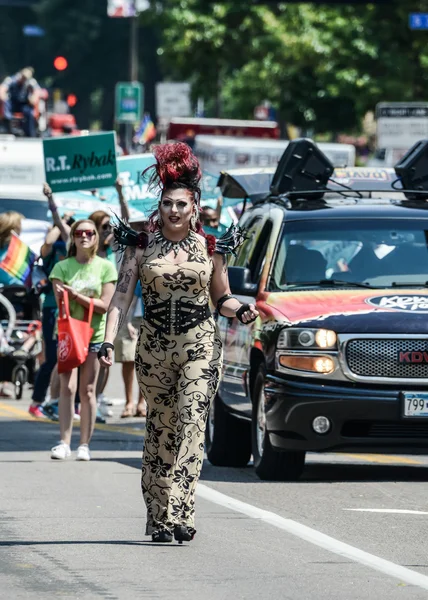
[0,199,49,222]
[272,219,428,290]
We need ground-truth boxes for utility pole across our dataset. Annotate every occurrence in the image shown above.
[125,15,139,151]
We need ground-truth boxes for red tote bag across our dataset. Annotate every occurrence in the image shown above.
[57,290,94,374]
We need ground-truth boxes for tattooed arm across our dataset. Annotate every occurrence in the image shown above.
[103,246,141,345]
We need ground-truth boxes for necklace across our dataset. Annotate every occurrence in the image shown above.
[155,229,193,258]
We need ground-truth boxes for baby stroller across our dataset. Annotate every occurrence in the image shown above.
[0,285,42,399]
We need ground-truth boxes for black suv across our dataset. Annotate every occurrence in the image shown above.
[206,139,428,481]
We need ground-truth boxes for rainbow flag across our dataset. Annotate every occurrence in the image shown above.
[0,233,36,286]
[135,114,157,145]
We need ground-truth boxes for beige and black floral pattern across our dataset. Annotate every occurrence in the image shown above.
[135,231,222,534]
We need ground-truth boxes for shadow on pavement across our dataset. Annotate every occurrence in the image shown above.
[3,418,428,484]
[95,456,428,484]
[0,540,186,548]
[0,419,144,453]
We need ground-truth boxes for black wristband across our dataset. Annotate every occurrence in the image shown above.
[97,342,114,360]
[216,294,235,316]
[236,303,257,324]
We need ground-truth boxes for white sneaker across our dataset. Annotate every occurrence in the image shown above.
[97,393,113,406]
[51,441,71,460]
[97,403,113,418]
[76,444,91,461]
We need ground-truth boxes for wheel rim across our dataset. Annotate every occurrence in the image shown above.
[208,398,215,444]
[256,386,266,458]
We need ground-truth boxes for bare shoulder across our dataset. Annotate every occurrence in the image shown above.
[211,251,226,272]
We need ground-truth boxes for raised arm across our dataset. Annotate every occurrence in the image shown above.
[40,226,61,258]
[99,246,140,366]
[210,253,258,324]
[116,177,131,223]
[43,183,70,244]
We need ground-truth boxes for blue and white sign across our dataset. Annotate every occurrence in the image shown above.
[23,25,45,37]
[409,13,428,30]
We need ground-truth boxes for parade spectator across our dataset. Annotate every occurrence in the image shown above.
[115,215,147,419]
[49,219,117,460]
[90,181,147,418]
[87,209,116,414]
[0,211,25,287]
[0,67,40,137]
[88,210,115,265]
[28,184,72,418]
[200,206,219,229]
[0,211,24,397]
[114,182,147,418]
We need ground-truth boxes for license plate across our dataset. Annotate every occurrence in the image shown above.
[403,392,428,417]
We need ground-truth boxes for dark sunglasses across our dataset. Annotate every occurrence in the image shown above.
[74,229,96,238]
[102,222,112,231]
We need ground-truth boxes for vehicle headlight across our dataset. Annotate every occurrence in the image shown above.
[277,328,337,350]
[315,329,337,349]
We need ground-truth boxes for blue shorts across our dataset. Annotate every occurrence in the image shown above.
[89,342,103,353]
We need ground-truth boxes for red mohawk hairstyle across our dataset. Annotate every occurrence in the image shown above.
[144,142,201,202]
[143,142,203,233]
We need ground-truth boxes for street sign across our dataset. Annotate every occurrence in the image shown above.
[107,0,149,17]
[115,82,143,124]
[43,132,117,193]
[409,13,428,30]
[156,82,191,119]
[376,102,428,150]
[22,25,45,36]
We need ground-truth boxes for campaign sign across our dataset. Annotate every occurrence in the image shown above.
[97,153,158,217]
[43,132,117,192]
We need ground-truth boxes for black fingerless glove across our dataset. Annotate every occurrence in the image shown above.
[236,303,257,324]
[97,342,115,360]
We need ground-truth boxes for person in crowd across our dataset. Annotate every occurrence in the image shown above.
[0,67,40,137]
[200,206,219,229]
[115,214,148,419]
[98,142,258,542]
[93,180,147,419]
[49,219,117,460]
[88,210,115,265]
[28,184,72,418]
[0,211,25,287]
[0,211,25,398]
[86,209,116,415]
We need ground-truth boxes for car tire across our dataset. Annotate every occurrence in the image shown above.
[251,365,305,481]
[206,393,251,467]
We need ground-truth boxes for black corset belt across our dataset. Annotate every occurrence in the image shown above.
[144,300,211,334]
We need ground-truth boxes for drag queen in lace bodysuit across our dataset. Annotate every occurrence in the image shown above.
[99,143,258,543]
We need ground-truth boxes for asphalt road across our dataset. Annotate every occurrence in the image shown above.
[1,365,428,599]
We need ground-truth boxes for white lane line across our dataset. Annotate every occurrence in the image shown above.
[197,483,428,591]
[344,508,428,515]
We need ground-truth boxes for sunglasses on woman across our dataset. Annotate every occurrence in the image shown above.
[74,229,96,238]
[102,222,112,231]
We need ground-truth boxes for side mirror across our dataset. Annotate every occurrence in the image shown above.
[228,266,258,296]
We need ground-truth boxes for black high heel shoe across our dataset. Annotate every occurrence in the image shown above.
[174,525,196,544]
[152,529,173,543]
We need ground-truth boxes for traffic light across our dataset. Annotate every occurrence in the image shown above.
[66,94,78,107]
[53,56,68,71]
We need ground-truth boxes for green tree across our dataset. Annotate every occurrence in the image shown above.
[158,0,428,135]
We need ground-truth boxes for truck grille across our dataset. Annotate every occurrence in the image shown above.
[346,339,428,379]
